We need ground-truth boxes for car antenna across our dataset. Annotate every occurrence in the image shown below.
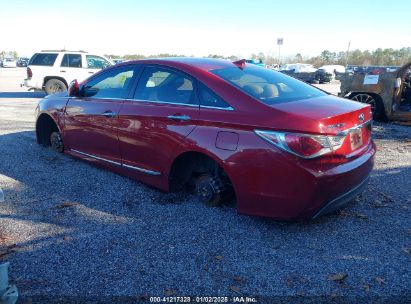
[233,59,246,70]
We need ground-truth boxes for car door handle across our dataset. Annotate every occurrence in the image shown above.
[60,70,66,73]
[101,111,116,118]
[167,115,191,121]
[88,71,94,74]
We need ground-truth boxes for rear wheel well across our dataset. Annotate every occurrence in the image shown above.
[36,114,59,146]
[43,76,68,88]
[168,151,233,193]
[169,152,217,192]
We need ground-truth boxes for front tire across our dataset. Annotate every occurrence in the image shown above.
[44,79,67,95]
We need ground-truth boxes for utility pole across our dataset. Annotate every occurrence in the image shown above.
[345,41,351,67]
[277,38,283,67]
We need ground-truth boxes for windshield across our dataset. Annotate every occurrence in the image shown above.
[211,65,327,105]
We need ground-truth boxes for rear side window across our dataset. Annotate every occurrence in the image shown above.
[29,53,58,66]
[61,54,82,68]
[198,83,232,109]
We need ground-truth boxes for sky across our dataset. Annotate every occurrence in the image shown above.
[1,0,411,58]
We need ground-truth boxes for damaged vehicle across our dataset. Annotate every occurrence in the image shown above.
[280,63,332,84]
[35,58,375,220]
[339,62,411,121]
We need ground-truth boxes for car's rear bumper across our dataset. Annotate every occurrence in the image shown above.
[24,78,42,90]
[231,140,376,221]
[312,176,369,219]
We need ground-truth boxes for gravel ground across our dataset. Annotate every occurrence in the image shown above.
[0,68,410,303]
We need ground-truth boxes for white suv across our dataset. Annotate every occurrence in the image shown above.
[24,50,113,94]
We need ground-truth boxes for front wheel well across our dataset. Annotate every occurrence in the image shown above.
[348,92,387,120]
[36,114,59,146]
[348,91,382,100]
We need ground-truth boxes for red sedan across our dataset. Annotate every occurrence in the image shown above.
[35,58,375,220]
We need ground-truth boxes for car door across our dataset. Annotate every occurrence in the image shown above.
[64,64,140,164]
[116,65,200,175]
[60,53,85,84]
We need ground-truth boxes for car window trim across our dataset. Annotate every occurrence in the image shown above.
[200,105,234,111]
[76,97,126,101]
[127,98,199,108]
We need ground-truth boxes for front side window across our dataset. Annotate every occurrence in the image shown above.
[82,66,137,99]
[29,53,58,66]
[211,65,327,105]
[134,67,196,105]
[61,54,82,68]
[86,55,111,69]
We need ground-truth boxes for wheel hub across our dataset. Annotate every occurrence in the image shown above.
[198,182,215,202]
[51,132,63,152]
[352,94,376,114]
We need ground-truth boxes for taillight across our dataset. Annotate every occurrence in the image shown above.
[27,67,32,78]
[254,130,345,159]
[284,134,324,157]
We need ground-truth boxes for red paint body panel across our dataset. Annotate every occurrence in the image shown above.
[36,58,376,220]
[116,100,200,177]
[64,97,124,163]
[215,131,239,151]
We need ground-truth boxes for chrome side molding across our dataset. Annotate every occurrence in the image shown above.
[123,164,161,176]
[70,149,161,176]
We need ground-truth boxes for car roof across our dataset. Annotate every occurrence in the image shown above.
[121,57,237,72]
[40,50,88,53]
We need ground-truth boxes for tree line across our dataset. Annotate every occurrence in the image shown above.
[2,48,411,67]
[251,48,411,67]
[113,48,411,67]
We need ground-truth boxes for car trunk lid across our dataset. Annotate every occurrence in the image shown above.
[268,95,373,157]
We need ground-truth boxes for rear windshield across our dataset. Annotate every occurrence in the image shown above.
[211,65,327,104]
[29,53,58,66]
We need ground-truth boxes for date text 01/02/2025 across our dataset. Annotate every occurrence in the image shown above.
[149,296,258,303]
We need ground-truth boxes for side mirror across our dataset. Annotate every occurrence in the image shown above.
[68,79,79,97]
